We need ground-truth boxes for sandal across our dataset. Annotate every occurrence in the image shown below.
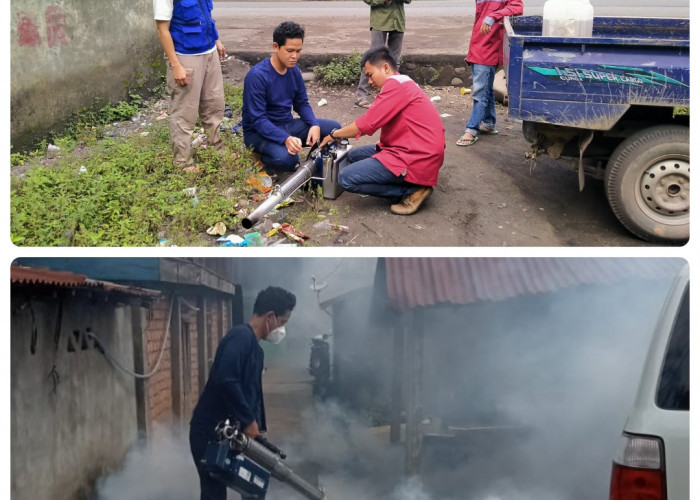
[478,127,499,135]
[354,98,371,109]
[456,134,478,147]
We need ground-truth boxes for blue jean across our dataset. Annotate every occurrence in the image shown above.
[465,63,497,136]
[339,144,420,199]
[244,118,341,171]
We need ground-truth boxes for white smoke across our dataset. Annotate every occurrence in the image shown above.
[95,424,198,500]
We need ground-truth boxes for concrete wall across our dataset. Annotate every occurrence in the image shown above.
[10,0,163,147]
[11,292,139,500]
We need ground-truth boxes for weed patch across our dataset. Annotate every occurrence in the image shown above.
[314,53,363,86]
[11,87,259,247]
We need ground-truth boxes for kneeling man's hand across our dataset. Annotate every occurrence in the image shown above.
[285,136,303,155]
[306,125,321,147]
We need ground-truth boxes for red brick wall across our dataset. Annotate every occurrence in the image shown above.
[143,295,233,429]
[146,298,173,423]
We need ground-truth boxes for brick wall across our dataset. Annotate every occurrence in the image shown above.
[143,294,233,431]
[146,298,173,423]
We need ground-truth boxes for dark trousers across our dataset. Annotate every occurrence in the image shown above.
[190,426,267,500]
[244,118,341,171]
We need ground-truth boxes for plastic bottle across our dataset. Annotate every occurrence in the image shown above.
[542,0,594,38]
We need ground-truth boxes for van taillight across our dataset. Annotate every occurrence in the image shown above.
[609,434,665,500]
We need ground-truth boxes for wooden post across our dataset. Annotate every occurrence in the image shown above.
[405,308,424,476]
[170,296,183,429]
[131,302,149,439]
[196,296,208,393]
[390,319,405,444]
[217,297,225,344]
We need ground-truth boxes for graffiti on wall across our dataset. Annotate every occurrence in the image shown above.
[17,6,68,48]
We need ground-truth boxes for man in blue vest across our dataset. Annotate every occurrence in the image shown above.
[154,0,226,172]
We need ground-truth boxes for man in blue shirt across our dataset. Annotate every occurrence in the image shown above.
[242,21,341,171]
[189,286,296,500]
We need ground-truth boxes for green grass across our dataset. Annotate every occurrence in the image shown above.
[11,84,259,247]
[314,53,363,86]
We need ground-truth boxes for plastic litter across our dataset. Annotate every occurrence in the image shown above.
[243,232,264,247]
[206,222,227,236]
[246,171,273,193]
[217,234,245,247]
[47,144,61,152]
[78,166,88,174]
[460,87,472,95]
[279,223,310,243]
[440,113,452,118]
[224,105,234,118]
[430,96,442,102]
[183,187,197,197]
[274,198,295,210]
[312,220,349,232]
[317,98,328,107]
[191,134,205,147]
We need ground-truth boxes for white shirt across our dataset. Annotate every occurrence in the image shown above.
[153,0,174,21]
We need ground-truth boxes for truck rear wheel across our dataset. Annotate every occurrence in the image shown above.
[605,125,689,244]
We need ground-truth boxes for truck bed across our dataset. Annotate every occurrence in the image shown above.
[504,16,690,130]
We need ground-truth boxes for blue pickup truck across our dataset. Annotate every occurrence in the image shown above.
[504,16,689,243]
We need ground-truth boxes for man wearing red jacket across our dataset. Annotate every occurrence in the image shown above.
[320,46,445,215]
[456,0,523,147]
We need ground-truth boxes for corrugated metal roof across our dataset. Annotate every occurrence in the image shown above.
[384,258,685,310]
[11,266,160,297]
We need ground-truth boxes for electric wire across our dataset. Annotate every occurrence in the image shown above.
[87,295,174,379]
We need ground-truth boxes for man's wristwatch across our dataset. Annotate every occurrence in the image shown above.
[330,128,338,140]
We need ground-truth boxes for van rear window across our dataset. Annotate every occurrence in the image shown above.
[656,285,689,411]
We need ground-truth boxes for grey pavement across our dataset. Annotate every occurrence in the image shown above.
[216,0,690,60]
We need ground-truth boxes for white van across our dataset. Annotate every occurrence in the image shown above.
[609,265,689,500]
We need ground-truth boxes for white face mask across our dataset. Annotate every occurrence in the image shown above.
[265,315,287,344]
[266,325,287,344]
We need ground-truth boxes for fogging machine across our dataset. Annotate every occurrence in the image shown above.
[200,420,326,500]
[242,140,353,229]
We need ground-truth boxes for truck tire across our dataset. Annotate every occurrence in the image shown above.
[605,125,689,244]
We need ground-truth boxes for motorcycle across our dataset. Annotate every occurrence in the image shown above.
[308,332,332,399]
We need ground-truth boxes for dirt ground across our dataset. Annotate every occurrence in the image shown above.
[223,58,652,248]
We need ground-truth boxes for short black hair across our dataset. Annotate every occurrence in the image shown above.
[273,21,305,47]
[361,46,398,72]
[253,286,297,316]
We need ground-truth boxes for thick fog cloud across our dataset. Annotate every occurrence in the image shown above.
[94,259,681,500]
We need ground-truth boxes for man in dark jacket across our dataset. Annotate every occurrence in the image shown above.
[456,0,523,147]
[189,286,296,500]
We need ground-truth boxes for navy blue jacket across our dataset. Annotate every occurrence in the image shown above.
[242,58,320,144]
[170,0,219,54]
[190,324,266,434]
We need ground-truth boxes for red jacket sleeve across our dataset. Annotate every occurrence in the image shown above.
[488,0,523,23]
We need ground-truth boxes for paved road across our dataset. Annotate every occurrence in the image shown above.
[215,0,690,20]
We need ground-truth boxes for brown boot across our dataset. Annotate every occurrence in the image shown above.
[390,186,433,215]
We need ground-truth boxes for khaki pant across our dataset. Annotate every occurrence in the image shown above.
[166,50,224,166]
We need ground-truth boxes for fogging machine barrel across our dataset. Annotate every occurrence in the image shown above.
[232,430,326,500]
[201,421,326,500]
[241,141,352,230]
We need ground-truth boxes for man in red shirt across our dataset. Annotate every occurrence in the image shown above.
[456,0,523,147]
[320,46,445,215]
